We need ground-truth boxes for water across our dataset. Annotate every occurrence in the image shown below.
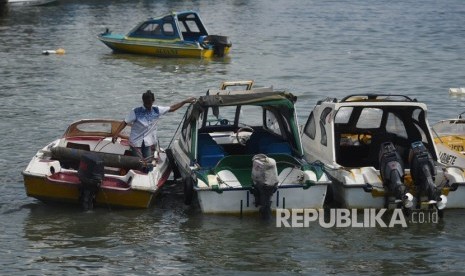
[1,0,465,274]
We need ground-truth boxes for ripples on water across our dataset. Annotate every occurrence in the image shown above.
[2,0,465,274]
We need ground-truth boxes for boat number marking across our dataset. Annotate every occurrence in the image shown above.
[439,152,457,165]
[155,49,178,55]
[450,145,464,152]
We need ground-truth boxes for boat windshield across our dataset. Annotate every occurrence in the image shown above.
[128,16,180,39]
[64,120,131,138]
[177,12,208,41]
[333,105,434,168]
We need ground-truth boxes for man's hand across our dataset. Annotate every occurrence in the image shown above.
[184,97,196,104]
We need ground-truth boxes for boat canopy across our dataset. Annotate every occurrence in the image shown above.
[197,91,296,109]
[185,91,297,122]
[127,11,209,41]
[182,91,302,155]
[63,119,130,139]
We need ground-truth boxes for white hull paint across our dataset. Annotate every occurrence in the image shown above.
[445,184,465,209]
[436,143,465,168]
[196,185,328,214]
[331,182,385,209]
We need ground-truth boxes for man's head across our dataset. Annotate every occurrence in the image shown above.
[142,90,155,109]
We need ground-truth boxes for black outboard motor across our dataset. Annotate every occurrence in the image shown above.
[78,153,104,210]
[201,35,232,57]
[379,142,413,208]
[409,141,447,210]
[251,154,279,220]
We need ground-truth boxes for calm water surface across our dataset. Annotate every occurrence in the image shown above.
[1,0,465,274]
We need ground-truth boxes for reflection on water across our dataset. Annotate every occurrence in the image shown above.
[23,203,162,248]
[98,53,231,75]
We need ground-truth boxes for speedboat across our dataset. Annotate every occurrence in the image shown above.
[449,88,465,95]
[98,11,232,58]
[7,0,57,5]
[22,119,172,209]
[168,81,331,217]
[300,94,465,211]
[431,112,465,168]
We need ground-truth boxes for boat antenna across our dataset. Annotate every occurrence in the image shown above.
[459,111,465,119]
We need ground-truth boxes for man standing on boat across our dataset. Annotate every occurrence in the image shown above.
[112,90,195,161]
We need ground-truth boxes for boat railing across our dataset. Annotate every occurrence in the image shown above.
[339,94,416,103]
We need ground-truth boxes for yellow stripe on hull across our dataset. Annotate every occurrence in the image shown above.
[100,37,230,58]
[23,174,155,209]
[434,135,465,154]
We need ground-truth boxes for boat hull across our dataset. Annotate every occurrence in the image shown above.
[331,181,385,209]
[98,35,230,58]
[196,184,328,215]
[444,183,465,209]
[435,141,465,168]
[23,170,171,209]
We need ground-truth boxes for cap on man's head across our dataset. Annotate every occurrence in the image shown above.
[142,90,155,102]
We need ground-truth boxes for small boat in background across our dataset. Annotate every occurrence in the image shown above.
[432,112,465,168]
[22,119,172,209]
[98,11,232,58]
[7,0,57,6]
[449,88,465,95]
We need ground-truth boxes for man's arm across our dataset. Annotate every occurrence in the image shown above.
[169,97,196,112]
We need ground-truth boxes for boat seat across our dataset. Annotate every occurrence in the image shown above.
[197,133,226,167]
[246,131,284,154]
[66,142,90,151]
[261,142,292,155]
[198,133,218,146]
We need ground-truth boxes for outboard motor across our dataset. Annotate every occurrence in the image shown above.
[379,142,413,208]
[78,153,104,210]
[200,35,232,57]
[409,141,447,210]
[251,154,279,220]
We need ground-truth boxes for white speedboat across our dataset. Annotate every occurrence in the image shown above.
[22,119,172,209]
[300,94,465,211]
[168,81,330,217]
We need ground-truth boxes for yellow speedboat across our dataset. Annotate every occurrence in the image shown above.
[432,112,465,168]
[98,11,231,58]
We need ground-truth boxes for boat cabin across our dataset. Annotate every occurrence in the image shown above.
[302,94,437,169]
[174,87,303,170]
[127,11,209,42]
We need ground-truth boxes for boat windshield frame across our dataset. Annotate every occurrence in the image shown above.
[63,119,130,139]
[126,11,209,42]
